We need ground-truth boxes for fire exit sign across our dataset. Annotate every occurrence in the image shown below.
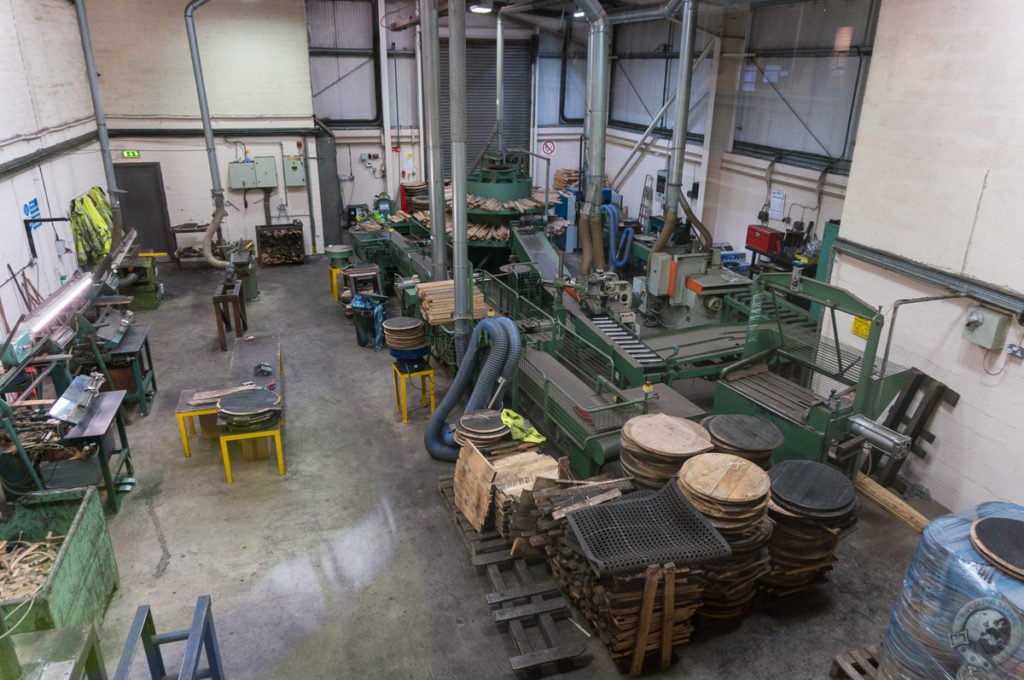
[122,150,140,158]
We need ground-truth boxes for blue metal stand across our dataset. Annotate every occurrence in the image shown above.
[114,596,225,680]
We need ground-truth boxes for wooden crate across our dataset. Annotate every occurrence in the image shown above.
[830,645,881,679]
[0,488,118,635]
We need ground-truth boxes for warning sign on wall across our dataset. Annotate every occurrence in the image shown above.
[541,140,556,155]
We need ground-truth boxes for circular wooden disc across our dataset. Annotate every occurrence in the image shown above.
[678,453,770,506]
[970,518,1024,581]
[217,389,281,415]
[459,409,506,434]
[768,460,856,515]
[704,414,784,452]
[621,413,713,459]
[383,316,424,332]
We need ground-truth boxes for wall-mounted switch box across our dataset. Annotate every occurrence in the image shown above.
[962,306,1010,350]
[228,157,277,190]
[283,155,306,187]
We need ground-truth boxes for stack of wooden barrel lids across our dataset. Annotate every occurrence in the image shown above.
[677,453,774,625]
[453,410,510,448]
[619,413,714,488]
[402,181,429,211]
[382,316,427,350]
[761,459,859,598]
[701,414,784,470]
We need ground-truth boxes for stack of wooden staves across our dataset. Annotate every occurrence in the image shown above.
[546,483,731,675]
[415,280,488,325]
[619,414,714,488]
[553,169,607,192]
[761,459,859,599]
[509,477,635,557]
[0,532,62,601]
[402,181,429,211]
[677,453,774,625]
[701,414,784,470]
[256,225,305,265]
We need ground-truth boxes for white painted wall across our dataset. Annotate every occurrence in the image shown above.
[831,0,1024,510]
[0,0,106,329]
[85,0,325,253]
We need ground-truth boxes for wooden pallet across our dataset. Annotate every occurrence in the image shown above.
[438,476,589,677]
[830,645,881,679]
[438,475,509,557]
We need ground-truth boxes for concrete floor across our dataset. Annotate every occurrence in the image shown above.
[96,260,927,679]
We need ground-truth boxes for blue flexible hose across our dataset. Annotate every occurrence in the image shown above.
[491,316,522,408]
[466,319,508,412]
[614,227,633,267]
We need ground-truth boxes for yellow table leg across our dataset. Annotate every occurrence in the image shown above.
[273,430,284,476]
[393,365,401,415]
[420,375,428,406]
[189,415,196,436]
[177,415,191,458]
[428,372,435,415]
[220,438,233,484]
[400,374,408,423]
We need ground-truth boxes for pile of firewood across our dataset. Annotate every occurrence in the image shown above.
[415,280,488,325]
[492,455,560,541]
[554,169,608,192]
[442,186,544,214]
[256,226,305,265]
[547,543,705,674]
[510,477,634,558]
[409,211,510,242]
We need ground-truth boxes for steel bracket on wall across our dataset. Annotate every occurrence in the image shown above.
[832,237,1024,324]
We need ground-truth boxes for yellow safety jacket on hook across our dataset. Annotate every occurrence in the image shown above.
[70,187,112,266]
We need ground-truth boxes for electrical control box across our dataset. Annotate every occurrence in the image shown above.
[648,252,673,296]
[962,306,1010,350]
[283,155,306,187]
[227,156,278,190]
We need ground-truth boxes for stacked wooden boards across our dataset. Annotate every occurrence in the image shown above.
[677,453,773,623]
[453,440,558,533]
[619,414,713,488]
[382,316,427,350]
[510,477,635,558]
[701,414,784,470]
[547,546,704,674]
[414,280,488,325]
[762,460,859,598]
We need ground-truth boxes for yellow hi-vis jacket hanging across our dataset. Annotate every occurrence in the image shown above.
[70,187,112,266]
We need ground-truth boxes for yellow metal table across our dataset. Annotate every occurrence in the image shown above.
[392,364,435,423]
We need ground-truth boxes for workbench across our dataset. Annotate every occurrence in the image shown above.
[64,391,133,513]
[107,324,157,416]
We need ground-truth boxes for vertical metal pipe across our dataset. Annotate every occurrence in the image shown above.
[420,0,447,281]
[75,0,122,247]
[185,0,230,269]
[415,24,427,188]
[496,14,504,150]
[578,4,610,273]
[651,0,696,258]
[302,136,318,254]
[449,0,472,357]
[377,0,395,197]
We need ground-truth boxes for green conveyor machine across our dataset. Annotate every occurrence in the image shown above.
[713,271,914,474]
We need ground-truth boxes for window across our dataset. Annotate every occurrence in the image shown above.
[306,0,380,126]
[733,0,880,172]
[607,21,712,141]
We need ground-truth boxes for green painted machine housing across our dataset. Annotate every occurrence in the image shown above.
[0,488,118,635]
[713,272,912,470]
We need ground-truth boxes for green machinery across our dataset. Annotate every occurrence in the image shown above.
[713,270,912,473]
[116,255,163,310]
[224,240,258,302]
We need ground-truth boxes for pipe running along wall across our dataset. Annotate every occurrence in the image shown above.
[420,0,447,281]
[75,0,123,248]
[185,0,230,269]
[449,0,472,359]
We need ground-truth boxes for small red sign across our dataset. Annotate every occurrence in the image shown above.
[541,140,556,155]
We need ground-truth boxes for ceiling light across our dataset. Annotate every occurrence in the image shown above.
[573,9,585,17]
[470,1,493,13]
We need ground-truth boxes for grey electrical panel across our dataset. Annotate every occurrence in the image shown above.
[227,156,278,190]
[283,155,306,187]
